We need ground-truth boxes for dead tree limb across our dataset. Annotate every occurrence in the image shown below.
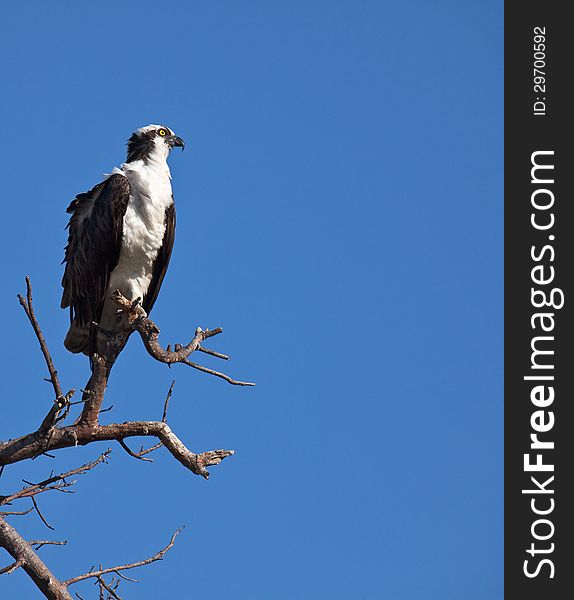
[0,451,110,507]
[0,278,251,598]
[110,289,254,384]
[182,357,255,386]
[64,528,182,587]
[29,541,68,549]
[18,277,77,434]
[73,289,253,428]
[17,276,64,401]
[0,515,73,599]
[0,559,22,575]
[0,507,34,517]
[1,280,239,476]
[0,422,233,479]
[0,451,182,600]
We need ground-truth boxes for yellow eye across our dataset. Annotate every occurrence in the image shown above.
[158,129,167,136]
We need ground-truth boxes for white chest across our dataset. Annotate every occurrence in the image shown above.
[108,162,173,300]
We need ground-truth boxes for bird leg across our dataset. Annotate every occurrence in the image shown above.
[111,290,147,327]
[130,297,148,325]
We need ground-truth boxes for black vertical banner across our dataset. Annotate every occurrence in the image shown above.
[505,2,574,598]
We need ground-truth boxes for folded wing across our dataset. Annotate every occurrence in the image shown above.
[61,174,130,352]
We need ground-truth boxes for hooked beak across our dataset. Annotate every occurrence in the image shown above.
[168,135,185,150]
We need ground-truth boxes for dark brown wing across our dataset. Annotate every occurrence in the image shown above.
[143,201,176,314]
[61,174,131,326]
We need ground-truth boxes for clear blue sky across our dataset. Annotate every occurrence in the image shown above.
[0,1,502,598]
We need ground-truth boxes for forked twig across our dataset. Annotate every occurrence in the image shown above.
[0,450,111,507]
[64,528,184,586]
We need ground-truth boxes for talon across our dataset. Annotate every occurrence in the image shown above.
[133,313,147,326]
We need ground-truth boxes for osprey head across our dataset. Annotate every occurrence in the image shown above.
[126,124,185,163]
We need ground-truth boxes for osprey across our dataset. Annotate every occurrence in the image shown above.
[61,124,185,354]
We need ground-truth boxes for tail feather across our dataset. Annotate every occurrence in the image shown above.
[64,320,90,355]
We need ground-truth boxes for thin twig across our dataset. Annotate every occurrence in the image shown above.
[65,528,184,586]
[182,359,255,386]
[0,507,33,517]
[0,450,111,506]
[198,345,230,360]
[135,442,163,458]
[32,496,54,530]
[113,570,138,583]
[129,381,176,458]
[117,439,153,463]
[17,279,77,434]
[0,559,22,575]
[97,569,105,600]
[17,277,63,400]
[1,479,74,505]
[29,540,68,549]
[162,380,175,422]
[97,576,123,600]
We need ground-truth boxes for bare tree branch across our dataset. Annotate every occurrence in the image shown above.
[17,276,63,400]
[77,354,111,428]
[134,441,163,458]
[120,381,176,461]
[198,345,230,360]
[17,278,79,435]
[110,290,254,385]
[0,559,22,575]
[117,439,153,463]
[0,507,33,517]
[0,451,111,506]
[97,577,123,600]
[182,358,256,386]
[162,379,175,423]
[0,423,232,479]
[64,528,183,586]
[113,570,137,583]
[32,496,54,531]
[0,515,73,599]
[38,389,77,438]
[1,278,250,598]
[29,540,68,549]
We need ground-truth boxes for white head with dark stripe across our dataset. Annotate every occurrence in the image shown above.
[126,124,185,163]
